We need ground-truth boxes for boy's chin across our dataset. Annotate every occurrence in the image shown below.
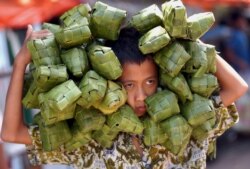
[135,110,146,117]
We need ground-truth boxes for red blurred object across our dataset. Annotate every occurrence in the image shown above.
[183,0,250,10]
[0,0,81,28]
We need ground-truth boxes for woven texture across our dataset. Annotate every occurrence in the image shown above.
[27,35,61,67]
[74,106,106,133]
[77,70,107,108]
[38,80,81,112]
[160,115,192,156]
[181,94,216,127]
[55,19,91,48]
[187,12,215,40]
[90,1,126,40]
[180,41,208,77]
[92,124,119,148]
[35,114,72,152]
[154,42,191,77]
[61,47,89,77]
[94,81,127,114]
[33,65,68,90]
[145,90,180,122]
[143,117,168,146]
[107,105,144,134]
[88,44,122,80]
[65,122,92,151]
[60,4,91,26]
[188,74,219,97]
[139,26,171,54]
[42,23,60,34]
[162,0,187,38]
[129,4,163,33]
[160,71,193,103]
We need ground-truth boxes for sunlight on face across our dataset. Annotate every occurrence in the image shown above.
[119,58,158,117]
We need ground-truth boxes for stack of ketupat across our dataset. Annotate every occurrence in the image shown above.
[22,0,221,157]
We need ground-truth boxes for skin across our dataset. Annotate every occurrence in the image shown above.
[1,26,248,147]
[119,58,158,117]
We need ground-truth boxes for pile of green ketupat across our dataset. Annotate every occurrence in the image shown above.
[22,0,220,156]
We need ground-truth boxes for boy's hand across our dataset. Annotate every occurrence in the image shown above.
[15,24,52,66]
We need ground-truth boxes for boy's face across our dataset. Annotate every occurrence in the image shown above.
[119,58,158,117]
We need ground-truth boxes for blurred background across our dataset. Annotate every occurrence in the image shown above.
[0,0,250,168]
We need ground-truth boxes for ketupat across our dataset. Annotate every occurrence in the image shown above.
[38,80,81,112]
[60,47,89,78]
[92,124,120,148]
[60,3,92,26]
[160,115,192,156]
[139,26,171,54]
[186,12,215,40]
[145,90,180,122]
[90,1,126,40]
[160,71,193,103]
[181,94,216,127]
[107,105,144,134]
[88,44,122,80]
[93,81,127,114]
[55,19,92,48]
[154,41,191,77]
[74,106,106,133]
[129,4,163,33]
[34,113,72,151]
[77,70,107,108]
[188,73,219,97]
[27,35,61,66]
[143,117,168,146]
[162,0,187,38]
[65,122,92,151]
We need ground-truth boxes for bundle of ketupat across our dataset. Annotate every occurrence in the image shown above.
[23,0,233,157]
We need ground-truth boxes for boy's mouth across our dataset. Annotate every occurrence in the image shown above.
[135,106,146,117]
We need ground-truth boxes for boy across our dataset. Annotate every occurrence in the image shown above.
[1,25,248,168]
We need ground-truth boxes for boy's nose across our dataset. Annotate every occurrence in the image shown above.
[135,87,147,101]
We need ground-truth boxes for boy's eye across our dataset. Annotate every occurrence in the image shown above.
[124,83,134,89]
[146,79,156,85]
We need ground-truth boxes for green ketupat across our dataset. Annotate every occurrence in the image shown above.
[129,4,163,33]
[92,124,120,148]
[160,70,193,103]
[160,115,192,156]
[143,117,168,146]
[60,3,92,26]
[188,73,219,97]
[154,41,191,77]
[162,0,187,38]
[61,47,89,78]
[77,70,107,108]
[90,1,126,40]
[94,81,127,114]
[27,35,61,67]
[34,113,72,151]
[42,23,61,34]
[38,80,81,112]
[65,122,92,151]
[186,12,215,40]
[32,65,68,90]
[139,26,171,54]
[74,106,106,133]
[181,94,216,127]
[145,90,180,122]
[55,18,91,48]
[88,44,122,80]
[107,105,144,134]
[180,40,208,77]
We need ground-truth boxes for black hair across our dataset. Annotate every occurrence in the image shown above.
[105,27,151,65]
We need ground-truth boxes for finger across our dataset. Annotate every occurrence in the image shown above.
[25,24,33,41]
